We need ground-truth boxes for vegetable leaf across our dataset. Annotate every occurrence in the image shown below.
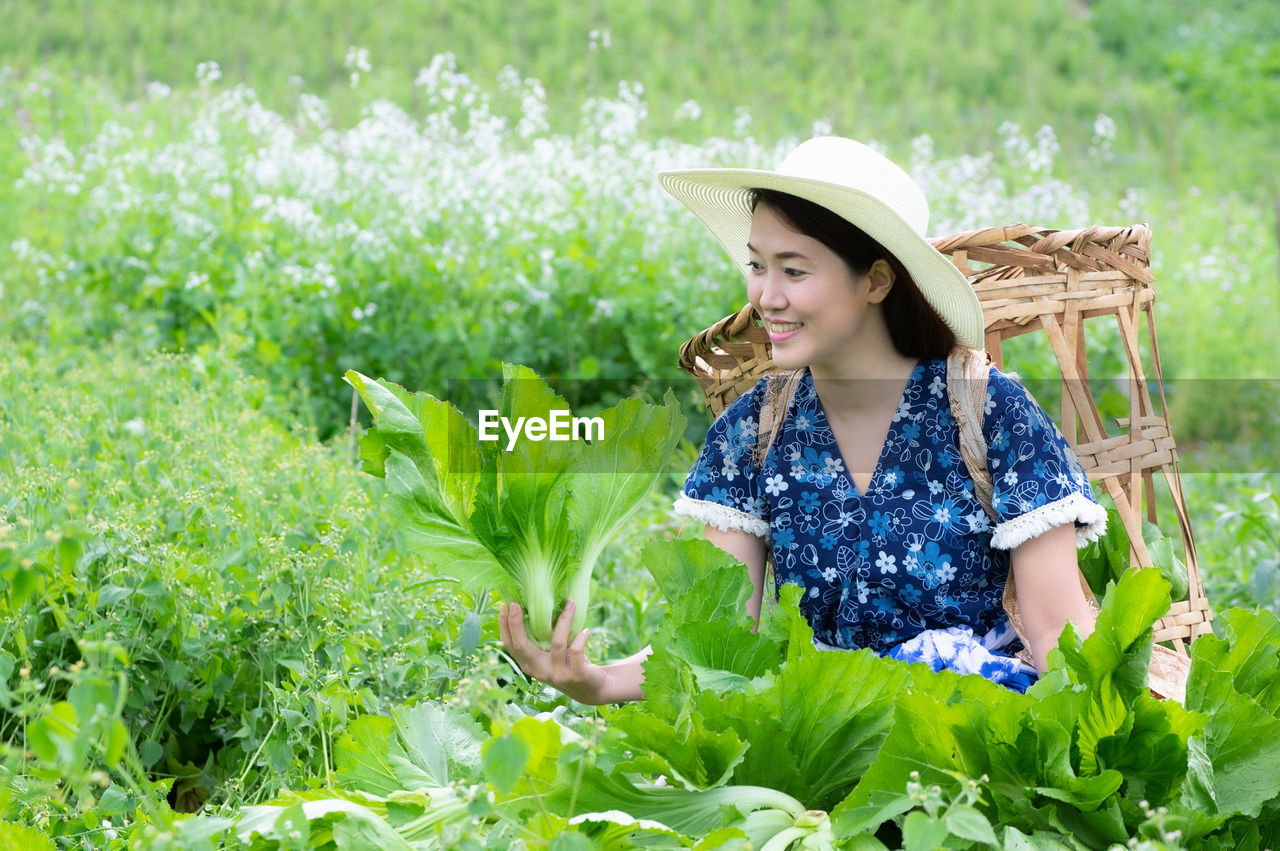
[1051,567,1171,698]
[390,702,484,787]
[641,537,756,627]
[1181,607,1280,821]
[346,366,684,648]
[334,715,400,798]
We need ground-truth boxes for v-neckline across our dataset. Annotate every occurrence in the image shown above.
[808,362,920,497]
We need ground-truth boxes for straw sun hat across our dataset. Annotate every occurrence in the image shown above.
[658,136,984,350]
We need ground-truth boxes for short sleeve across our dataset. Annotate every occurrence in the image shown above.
[981,369,1107,550]
[672,378,771,538]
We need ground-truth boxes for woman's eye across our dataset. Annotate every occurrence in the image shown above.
[745,260,763,272]
[784,267,807,278]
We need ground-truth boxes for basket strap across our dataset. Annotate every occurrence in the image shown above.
[946,348,997,522]
[753,370,805,468]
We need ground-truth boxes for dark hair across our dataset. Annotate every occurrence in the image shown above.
[749,188,956,359]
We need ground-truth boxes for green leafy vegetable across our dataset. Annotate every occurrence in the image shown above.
[345,364,684,648]
[1078,503,1129,598]
[1143,520,1190,602]
[615,539,913,811]
[1076,498,1191,604]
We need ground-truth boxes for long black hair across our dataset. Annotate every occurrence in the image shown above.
[750,188,956,359]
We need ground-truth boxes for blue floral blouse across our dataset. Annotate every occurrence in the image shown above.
[673,358,1107,654]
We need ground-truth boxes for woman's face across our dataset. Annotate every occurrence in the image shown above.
[746,202,888,373]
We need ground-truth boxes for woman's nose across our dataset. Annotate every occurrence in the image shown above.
[756,272,788,309]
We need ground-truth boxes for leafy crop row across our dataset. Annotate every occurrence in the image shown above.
[185,536,1280,849]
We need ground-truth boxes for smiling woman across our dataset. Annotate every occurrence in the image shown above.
[501,137,1106,703]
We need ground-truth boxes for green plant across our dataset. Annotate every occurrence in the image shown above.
[1200,480,1280,616]
[0,343,506,840]
[345,365,685,648]
[168,537,1280,849]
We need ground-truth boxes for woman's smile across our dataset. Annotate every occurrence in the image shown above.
[764,318,804,342]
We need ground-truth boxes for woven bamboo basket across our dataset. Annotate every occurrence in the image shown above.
[677,222,1212,654]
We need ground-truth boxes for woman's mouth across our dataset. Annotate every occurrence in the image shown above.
[766,320,803,343]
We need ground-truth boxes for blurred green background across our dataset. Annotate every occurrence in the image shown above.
[3,0,1278,193]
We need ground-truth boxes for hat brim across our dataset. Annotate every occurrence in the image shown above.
[658,167,985,350]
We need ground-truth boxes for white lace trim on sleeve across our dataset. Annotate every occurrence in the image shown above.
[990,491,1108,550]
[672,495,770,539]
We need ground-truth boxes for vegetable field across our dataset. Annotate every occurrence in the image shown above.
[3,4,1280,848]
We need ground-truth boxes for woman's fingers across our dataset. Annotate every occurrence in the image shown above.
[498,600,596,695]
[497,603,511,647]
[548,601,575,675]
[503,603,523,649]
[568,628,591,676]
[501,602,543,676]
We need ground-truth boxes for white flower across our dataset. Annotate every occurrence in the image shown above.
[764,474,789,496]
[344,46,372,74]
[876,552,897,574]
[675,100,702,122]
[195,61,222,86]
[1003,470,1018,487]
[927,479,944,495]
[587,28,612,50]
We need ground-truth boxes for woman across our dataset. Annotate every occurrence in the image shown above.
[499,136,1105,704]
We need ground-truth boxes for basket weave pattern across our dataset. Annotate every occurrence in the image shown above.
[677,223,1211,654]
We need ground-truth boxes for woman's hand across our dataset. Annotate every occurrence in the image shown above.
[499,600,642,705]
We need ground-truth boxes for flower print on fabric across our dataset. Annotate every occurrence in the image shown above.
[982,370,1107,550]
[673,359,1105,658]
[672,377,771,539]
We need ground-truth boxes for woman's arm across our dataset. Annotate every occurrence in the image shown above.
[704,524,770,623]
[1010,523,1096,673]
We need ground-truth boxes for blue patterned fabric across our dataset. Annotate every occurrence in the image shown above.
[675,357,1105,686]
[886,618,1038,693]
